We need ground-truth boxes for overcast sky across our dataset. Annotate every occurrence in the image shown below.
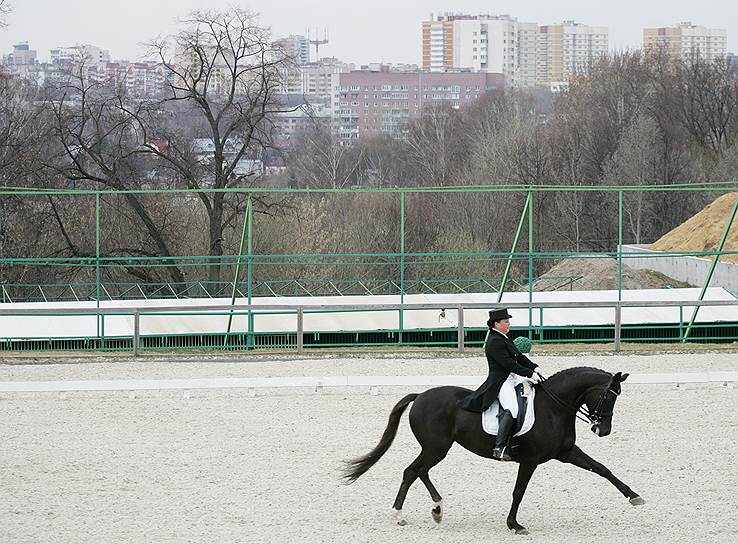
[1,0,734,64]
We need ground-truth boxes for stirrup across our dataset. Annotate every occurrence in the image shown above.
[492,446,512,462]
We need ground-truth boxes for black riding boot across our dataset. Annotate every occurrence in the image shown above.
[492,409,514,462]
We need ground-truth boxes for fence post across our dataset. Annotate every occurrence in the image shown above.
[399,191,405,346]
[527,190,534,338]
[614,302,622,352]
[133,311,140,358]
[95,192,101,340]
[618,191,623,303]
[297,307,304,354]
[457,304,465,353]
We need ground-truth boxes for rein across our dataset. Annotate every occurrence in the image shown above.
[536,376,620,425]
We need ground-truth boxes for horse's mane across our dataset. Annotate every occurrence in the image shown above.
[545,366,611,381]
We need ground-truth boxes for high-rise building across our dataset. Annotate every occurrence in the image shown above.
[643,22,727,61]
[422,14,537,86]
[537,21,609,85]
[300,57,353,114]
[421,14,607,87]
[275,35,310,65]
[278,56,353,116]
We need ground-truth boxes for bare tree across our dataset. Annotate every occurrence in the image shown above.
[287,117,364,188]
[405,104,464,184]
[48,53,187,286]
[555,52,651,179]
[465,92,550,185]
[549,112,589,251]
[0,1,10,29]
[677,58,738,158]
[0,74,49,185]
[0,72,58,289]
[359,134,409,187]
[142,8,292,283]
[603,113,662,244]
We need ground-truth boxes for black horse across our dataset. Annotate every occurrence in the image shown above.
[343,367,645,534]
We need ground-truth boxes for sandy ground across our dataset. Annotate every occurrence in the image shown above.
[1,354,737,543]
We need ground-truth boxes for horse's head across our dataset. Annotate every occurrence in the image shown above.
[584,371,629,437]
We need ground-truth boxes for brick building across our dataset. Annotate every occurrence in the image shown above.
[337,70,503,140]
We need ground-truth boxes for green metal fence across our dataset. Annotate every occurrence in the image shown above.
[1,183,738,352]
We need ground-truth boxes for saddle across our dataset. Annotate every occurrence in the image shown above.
[481,380,536,437]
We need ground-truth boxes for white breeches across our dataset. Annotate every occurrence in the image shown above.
[498,374,522,418]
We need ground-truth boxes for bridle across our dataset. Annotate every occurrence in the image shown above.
[537,375,620,426]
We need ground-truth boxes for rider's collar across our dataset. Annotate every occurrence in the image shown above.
[491,329,509,339]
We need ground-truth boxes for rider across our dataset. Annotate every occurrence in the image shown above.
[458,308,544,461]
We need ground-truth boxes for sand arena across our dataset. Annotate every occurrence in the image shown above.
[1,353,736,543]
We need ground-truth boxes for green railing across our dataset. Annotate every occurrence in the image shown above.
[0,299,736,354]
[1,182,738,352]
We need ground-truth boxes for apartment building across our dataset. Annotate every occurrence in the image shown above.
[93,61,170,97]
[301,57,353,109]
[50,44,111,67]
[2,42,37,67]
[644,22,727,61]
[1,42,37,78]
[337,70,503,140]
[274,99,333,142]
[1,42,168,97]
[422,14,608,87]
[422,14,538,87]
[538,21,609,84]
[275,34,310,65]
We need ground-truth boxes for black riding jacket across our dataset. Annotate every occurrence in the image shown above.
[458,329,537,413]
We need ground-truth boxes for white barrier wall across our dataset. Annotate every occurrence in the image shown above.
[1,287,737,339]
[621,245,738,295]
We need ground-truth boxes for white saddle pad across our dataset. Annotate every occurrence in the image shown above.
[481,378,536,437]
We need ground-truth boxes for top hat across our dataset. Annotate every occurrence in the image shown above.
[488,308,513,322]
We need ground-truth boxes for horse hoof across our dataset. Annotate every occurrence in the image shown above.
[509,524,529,535]
[432,507,442,523]
[397,519,407,526]
[393,509,407,526]
[431,500,443,523]
[630,495,645,506]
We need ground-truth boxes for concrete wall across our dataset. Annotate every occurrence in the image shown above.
[621,244,738,295]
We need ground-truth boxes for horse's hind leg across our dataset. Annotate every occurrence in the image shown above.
[418,472,444,523]
[392,447,449,525]
[392,456,421,525]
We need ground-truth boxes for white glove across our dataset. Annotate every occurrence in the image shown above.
[529,371,544,384]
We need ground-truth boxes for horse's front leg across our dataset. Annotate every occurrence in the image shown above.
[506,462,537,535]
[556,445,645,505]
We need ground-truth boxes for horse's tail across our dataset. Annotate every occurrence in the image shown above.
[342,393,419,484]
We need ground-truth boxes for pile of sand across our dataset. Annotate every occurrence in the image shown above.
[651,192,738,263]
[527,257,691,291]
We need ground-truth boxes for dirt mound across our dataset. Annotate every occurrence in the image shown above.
[527,258,692,291]
[651,192,738,263]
